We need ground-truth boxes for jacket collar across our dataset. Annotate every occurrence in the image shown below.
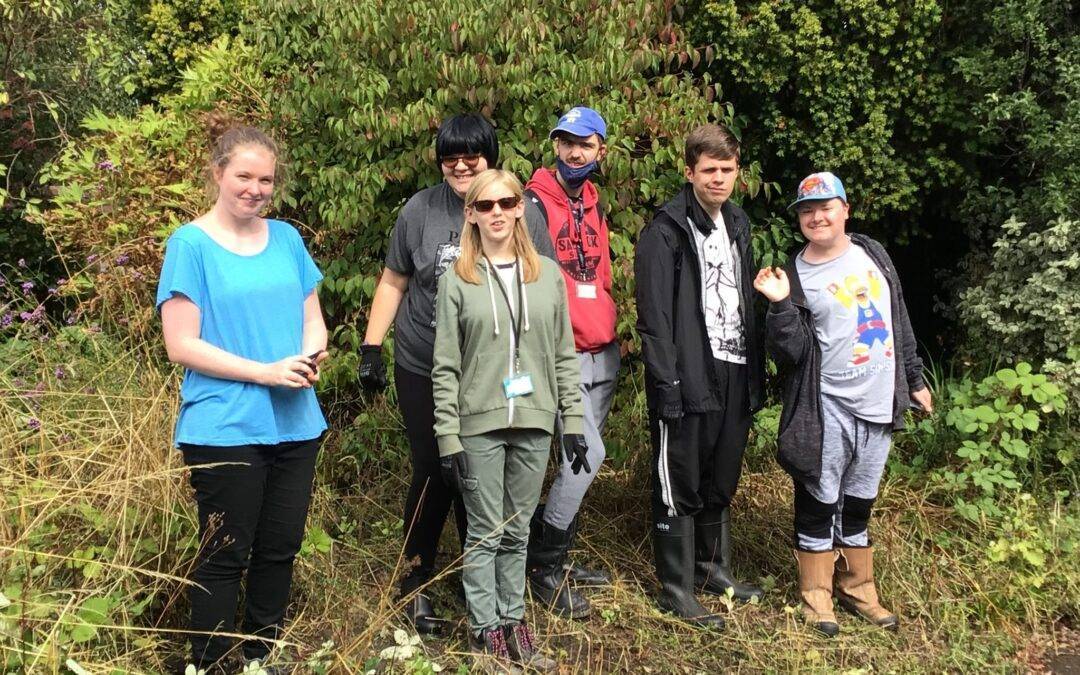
[658,183,748,244]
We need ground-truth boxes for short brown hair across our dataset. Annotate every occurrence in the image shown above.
[685,124,740,169]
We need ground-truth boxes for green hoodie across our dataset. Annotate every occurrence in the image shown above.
[432,256,584,456]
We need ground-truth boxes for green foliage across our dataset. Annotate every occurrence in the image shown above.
[950,0,1079,227]
[692,0,966,239]
[905,363,1072,521]
[0,0,135,270]
[232,0,779,356]
[958,218,1080,402]
[93,0,256,102]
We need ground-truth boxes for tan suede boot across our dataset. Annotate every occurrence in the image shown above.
[795,549,839,637]
[835,545,899,630]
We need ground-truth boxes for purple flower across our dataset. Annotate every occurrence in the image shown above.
[48,287,57,295]
[21,281,34,293]
[115,254,129,265]
[13,378,26,388]
[97,160,115,171]
[27,418,40,430]
[54,366,65,380]
[87,254,97,264]
[56,278,67,286]
[132,270,144,281]
[65,314,76,325]
[19,311,33,322]
[1,312,12,327]
[17,258,26,268]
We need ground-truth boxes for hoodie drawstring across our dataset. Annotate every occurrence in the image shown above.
[519,262,530,332]
[484,259,500,336]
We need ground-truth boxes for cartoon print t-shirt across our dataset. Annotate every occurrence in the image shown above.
[689,212,746,364]
[796,240,895,422]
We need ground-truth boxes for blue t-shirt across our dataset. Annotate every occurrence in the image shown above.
[156,219,328,447]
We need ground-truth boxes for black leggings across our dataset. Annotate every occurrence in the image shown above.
[180,436,320,666]
[396,364,468,593]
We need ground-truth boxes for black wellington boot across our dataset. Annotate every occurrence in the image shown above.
[562,515,611,586]
[653,514,725,629]
[403,592,446,635]
[527,508,591,619]
[694,508,765,602]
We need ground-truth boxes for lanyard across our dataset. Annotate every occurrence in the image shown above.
[485,255,525,368]
[568,197,588,274]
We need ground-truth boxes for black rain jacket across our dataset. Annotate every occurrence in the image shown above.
[634,184,766,415]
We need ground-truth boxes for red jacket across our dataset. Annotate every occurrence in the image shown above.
[525,168,616,353]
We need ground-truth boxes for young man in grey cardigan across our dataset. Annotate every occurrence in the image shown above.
[754,172,933,636]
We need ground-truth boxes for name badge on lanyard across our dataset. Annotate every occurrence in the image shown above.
[576,283,597,299]
[487,255,534,400]
[503,372,534,398]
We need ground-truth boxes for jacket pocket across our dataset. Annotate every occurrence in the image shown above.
[460,348,511,415]
[514,350,558,414]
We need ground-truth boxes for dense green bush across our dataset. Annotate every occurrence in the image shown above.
[958,219,1080,402]
[38,0,803,363]
[691,0,967,240]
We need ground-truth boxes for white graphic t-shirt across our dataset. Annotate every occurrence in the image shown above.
[689,212,746,364]
[796,240,896,422]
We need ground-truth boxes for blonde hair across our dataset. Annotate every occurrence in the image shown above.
[455,169,542,284]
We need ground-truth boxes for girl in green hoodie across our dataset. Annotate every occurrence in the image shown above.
[432,169,586,672]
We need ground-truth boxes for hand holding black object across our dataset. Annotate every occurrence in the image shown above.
[440,452,470,493]
[562,433,591,475]
[358,343,388,391]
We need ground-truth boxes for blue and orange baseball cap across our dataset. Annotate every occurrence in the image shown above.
[549,106,607,140]
[788,172,847,209]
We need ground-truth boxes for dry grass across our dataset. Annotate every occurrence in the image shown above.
[1,333,1076,673]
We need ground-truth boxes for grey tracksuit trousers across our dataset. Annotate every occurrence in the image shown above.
[795,394,892,552]
[544,341,620,530]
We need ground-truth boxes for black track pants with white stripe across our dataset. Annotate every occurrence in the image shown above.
[649,362,752,518]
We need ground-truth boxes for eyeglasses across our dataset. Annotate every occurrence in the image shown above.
[469,196,521,212]
[440,154,483,169]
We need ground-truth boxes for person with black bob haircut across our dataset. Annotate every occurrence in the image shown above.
[358,113,555,634]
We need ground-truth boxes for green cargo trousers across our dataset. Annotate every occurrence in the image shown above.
[458,427,551,634]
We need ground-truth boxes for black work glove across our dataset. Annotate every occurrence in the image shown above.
[562,433,591,475]
[358,343,388,391]
[659,401,683,436]
[440,452,470,494]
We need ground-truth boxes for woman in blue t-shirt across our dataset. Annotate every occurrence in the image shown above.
[157,115,328,671]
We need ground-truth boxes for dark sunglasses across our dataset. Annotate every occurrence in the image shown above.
[440,154,483,169]
[470,196,521,212]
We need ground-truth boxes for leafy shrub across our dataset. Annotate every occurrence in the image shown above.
[958,218,1080,403]
[691,0,967,238]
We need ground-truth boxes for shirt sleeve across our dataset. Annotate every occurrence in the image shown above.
[156,236,205,311]
[385,203,416,274]
[295,232,323,296]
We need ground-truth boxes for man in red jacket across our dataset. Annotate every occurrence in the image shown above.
[524,107,619,619]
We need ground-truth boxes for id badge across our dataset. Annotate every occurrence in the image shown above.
[576,283,597,299]
[503,372,534,399]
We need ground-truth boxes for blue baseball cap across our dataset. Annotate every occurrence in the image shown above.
[549,106,606,140]
[788,171,848,209]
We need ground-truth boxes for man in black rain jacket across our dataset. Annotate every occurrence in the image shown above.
[634,124,766,629]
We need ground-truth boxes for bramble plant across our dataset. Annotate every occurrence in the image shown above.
[927,362,1069,521]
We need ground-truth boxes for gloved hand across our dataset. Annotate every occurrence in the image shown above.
[562,433,591,475]
[440,452,470,494]
[358,343,388,391]
[659,401,683,436]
